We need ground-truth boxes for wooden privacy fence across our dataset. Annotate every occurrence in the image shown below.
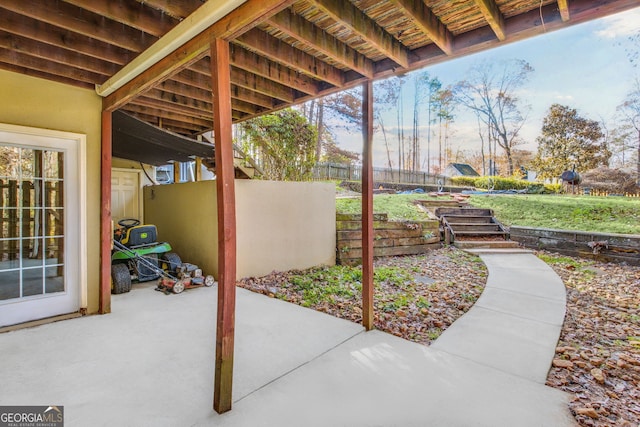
[313,162,453,186]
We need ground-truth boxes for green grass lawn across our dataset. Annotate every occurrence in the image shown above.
[336,194,432,221]
[335,193,640,234]
[469,194,640,234]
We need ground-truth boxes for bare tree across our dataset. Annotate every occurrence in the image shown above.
[453,59,533,176]
[617,78,640,185]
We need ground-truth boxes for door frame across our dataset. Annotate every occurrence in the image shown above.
[0,122,87,323]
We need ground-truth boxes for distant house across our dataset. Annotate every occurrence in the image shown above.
[444,163,480,177]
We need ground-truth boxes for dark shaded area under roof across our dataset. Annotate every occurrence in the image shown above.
[112,110,214,166]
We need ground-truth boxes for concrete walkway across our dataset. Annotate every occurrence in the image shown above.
[0,251,576,426]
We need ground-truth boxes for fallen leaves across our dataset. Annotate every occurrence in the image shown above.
[238,247,487,347]
[542,251,640,427]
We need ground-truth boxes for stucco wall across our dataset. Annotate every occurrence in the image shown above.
[143,180,336,278]
[0,70,102,314]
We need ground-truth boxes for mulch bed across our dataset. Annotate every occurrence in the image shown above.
[237,247,640,426]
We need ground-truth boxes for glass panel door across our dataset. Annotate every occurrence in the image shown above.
[0,124,83,327]
[0,147,65,302]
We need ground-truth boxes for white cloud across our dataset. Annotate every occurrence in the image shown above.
[595,8,640,39]
[554,94,574,101]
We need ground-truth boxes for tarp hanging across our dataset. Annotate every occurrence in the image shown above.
[112,111,214,166]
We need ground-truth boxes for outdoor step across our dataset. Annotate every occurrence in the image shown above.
[448,224,503,232]
[452,230,508,237]
[441,216,494,224]
[416,200,467,208]
[436,207,493,217]
[453,240,521,249]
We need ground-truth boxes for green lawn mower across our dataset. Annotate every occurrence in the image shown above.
[111,219,214,294]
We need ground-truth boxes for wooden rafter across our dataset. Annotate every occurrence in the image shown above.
[388,0,454,55]
[102,0,295,112]
[267,8,374,78]
[137,0,203,20]
[235,28,344,87]
[231,66,297,103]
[229,44,320,95]
[0,7,136,65]
[0,48,105,84]
[0,0,156,52]
[558,0,570,21]
[62,0,177,37]
[472,0,507,41]
[0,31,118,77]
[311,0,409,69]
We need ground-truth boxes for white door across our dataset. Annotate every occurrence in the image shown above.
[0,124,86,327]
[111,168,142,225]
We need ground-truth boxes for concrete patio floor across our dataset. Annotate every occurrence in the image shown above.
[0,251,577,426]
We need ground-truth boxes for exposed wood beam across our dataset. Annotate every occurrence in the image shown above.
[361,80,374,331]
[173,65,275,109]
[156,78,214,103]
[122,103,213,128]
[103,0,295,112]
[138,0,202,20]
[0,7,136,65]
[235,28,344,87]
[267,9,374,78]
[472,0,507,41]
[558,0,570,21]
[389,0,454,54]
[231,66,296,103]
[211,38,237,415]
[99,109,112,314]
[229,44,320,95]
[312,0,409,68]
[121,109,209,135]
[0,48,105,85]
[230,85,275,109]
[62,0,177,37]
[0,61,94,90]
[137,92,213,120]
[0,30,118,77]
[0,0,156,52]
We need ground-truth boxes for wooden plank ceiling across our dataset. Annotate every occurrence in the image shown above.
[1,0,638,138]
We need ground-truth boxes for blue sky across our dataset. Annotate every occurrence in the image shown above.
[337,6,640,168]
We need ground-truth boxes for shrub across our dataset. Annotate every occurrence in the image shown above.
[581,167,638,194]
[451,176,561,194]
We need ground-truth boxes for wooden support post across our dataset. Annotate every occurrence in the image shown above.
[99,109,112,314]
[173,162,181,183]
[211,38,237,414]
[362,80,374,331]
[195,158,203,182]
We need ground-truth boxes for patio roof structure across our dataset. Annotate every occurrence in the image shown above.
[1,0,637,134]
[1,0,639,414]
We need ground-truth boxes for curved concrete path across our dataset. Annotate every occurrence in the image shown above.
[432,249,568,384]
[0,250,575,426]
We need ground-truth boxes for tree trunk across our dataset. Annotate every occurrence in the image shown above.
[636,128,640,186]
